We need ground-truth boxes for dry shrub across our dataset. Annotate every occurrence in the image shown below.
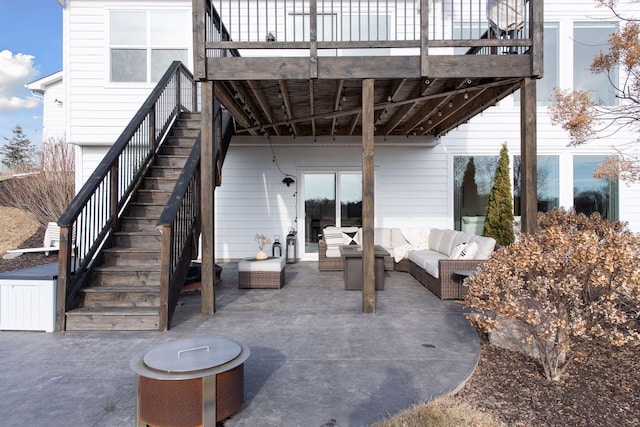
[0,206,39,255]
[466,208,640,381]
[373,396,503,427]
[0,138,74,225]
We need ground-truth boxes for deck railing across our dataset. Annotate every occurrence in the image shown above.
[56,62,197,330]
[201,0,535,55]
[157,135,202,331]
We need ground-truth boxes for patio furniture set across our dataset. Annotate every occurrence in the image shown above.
[235,227,496,298]
[318,227,497,299]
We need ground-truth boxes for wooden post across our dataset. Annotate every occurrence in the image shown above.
[309,0,318,79]
[362,79,375,313]
[158,224,172,331]
[520,77,538,234]
[531,0,544,77]
[201,81,215,314]
[193,0,206,81]
[55,226,73,331]
[420,0,429,77]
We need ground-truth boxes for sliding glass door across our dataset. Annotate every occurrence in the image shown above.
[303,171,362,256]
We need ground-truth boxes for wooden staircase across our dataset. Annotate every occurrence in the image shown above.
[65,113,200,331]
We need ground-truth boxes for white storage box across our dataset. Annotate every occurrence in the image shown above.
[0,263,58,332]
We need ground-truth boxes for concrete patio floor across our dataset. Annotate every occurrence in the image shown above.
[0,261,480,426]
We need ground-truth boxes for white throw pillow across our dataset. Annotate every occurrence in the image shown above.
[449,243,467,259]
[457,241,478,259]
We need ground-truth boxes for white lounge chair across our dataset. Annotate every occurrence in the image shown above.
[3,222,62,259]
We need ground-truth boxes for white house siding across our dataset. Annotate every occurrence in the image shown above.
[214,139,451,260]
[64,0,193,185]
[41,78,66,143]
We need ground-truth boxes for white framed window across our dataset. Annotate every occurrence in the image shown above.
[538,22,559,105]
[109,10,190,83]
[573,21,619,106]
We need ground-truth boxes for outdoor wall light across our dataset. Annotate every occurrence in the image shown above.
[282,177,295,186]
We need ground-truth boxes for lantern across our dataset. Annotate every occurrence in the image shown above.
[272,235,282,257]
[285,228,297,264]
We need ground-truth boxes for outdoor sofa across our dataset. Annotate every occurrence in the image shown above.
[318,226,497,300]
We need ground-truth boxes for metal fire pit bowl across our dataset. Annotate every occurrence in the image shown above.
[130,337,250,427]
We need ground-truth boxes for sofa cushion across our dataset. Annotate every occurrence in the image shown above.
[324,227,346,248]
[374,228,392,249]
[408,249,448,279]
[326,247,342,257]
[428,229,445,252]
[452,231,472,249]
[468,235,496,259]
[437,229,458,255]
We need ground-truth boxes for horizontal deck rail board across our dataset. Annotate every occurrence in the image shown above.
[207,54,532,80]
[208,39,531,51]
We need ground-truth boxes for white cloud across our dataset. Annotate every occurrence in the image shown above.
[0,50,41,112]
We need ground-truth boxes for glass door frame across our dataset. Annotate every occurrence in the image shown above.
[299,169,363,260]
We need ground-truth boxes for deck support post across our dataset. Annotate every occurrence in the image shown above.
[362,79,376,313]
[520,77,538,234]
[201,80,215,314]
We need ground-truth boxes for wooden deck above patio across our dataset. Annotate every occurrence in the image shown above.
[193,0,542,313]
[193,0,542,139]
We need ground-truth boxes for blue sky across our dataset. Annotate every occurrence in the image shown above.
[0,1,63,146]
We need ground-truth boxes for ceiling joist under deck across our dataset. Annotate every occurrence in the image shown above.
[215,76,524,140]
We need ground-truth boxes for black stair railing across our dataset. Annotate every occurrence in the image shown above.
[156,101,234,331]
[55,61,197,331]
[156,135,202,331]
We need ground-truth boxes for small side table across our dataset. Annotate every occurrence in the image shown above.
[340,245,389,290]
[453,269,476,299]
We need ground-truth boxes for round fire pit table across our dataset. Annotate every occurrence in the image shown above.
[130,337,250,427]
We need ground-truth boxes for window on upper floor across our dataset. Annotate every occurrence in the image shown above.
[513,22,559,105]
[573,22,619,106]
[110,10,190,83]
[538,22,559,105]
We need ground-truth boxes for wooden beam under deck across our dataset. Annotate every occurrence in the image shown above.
[207,55,532,81]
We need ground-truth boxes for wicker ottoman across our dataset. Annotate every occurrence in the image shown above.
[238,257,286,289]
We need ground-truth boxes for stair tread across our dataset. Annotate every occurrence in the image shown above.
[93,265,161,272]
[130,201,166,206]
[102,247,161,253]
[81,285,160,293]
[113,230,162,235]
[66,306,159,315]
[144,176,178,180]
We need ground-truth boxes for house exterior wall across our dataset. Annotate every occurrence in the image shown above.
[63,0,640,261]
[63,0,193,184]
[41,78,66,143]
